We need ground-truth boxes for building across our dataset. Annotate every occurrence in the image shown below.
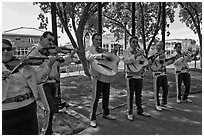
[165,38,198,56]
[84,33,126,56]
[2,27,43,57]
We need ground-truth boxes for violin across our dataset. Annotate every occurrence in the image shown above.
[46,46,72,55]
[2,56,49,80]
[6,56,49,71]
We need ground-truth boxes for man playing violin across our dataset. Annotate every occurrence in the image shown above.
[123,36,151,121]
[2,39,56,135]
[85,33,117,128]
[173,43,193,104]
[148,41,174,111]
[29,31,78,134]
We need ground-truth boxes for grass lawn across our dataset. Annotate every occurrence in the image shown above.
[37,68,202,135]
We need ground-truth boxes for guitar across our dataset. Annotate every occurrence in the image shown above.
[91,52,120,76]
[174,51,199,71]
[126,55,149,73]
[126,50,166,73]
[150,55,179,71]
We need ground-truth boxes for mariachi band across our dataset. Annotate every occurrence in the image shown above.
[2,32,197,134]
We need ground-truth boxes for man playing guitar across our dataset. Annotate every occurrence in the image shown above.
[85,33,118,128]
[173,43,194,104]
[148,41,175,111]
[123,36,151,121]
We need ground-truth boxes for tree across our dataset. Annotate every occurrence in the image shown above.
[103,2,177,55]
[178,2,202,68]
[34,2,108,76]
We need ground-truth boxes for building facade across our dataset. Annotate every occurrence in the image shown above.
[3,28,198,58]
[165,38,198,56]
[2,28,42,57]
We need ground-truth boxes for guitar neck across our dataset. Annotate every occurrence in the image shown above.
[148,50,166,61]
[164,55,178,62]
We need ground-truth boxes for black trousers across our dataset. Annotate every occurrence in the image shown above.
[176,72,191,100]
[2,101,38,135]
[43,83,57,135]
[127,78,144,115]
[90,79,110,120]
[153,75,168,106]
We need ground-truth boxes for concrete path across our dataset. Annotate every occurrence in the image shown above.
[60,61,202,135]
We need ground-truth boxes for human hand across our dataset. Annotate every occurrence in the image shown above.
[72,48,79,53]
[2,71,10,80]
[102,54,112,61]
[47,56,57,68]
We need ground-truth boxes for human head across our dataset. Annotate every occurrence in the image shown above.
[40,31,55,48]
[174,42,182,53]
[92,33,102,47]
[2,39,15,62]
[129,36,139,49]
[156,41,164,52]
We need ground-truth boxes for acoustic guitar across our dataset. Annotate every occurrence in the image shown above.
[126,55,149,73]
[91,52,120,76]
[150,55,179,71]
[126,49,165,73]
[174,51,199,71]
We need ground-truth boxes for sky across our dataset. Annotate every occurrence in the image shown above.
[1,2,200,45]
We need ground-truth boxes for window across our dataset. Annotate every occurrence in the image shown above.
[16,48,29,57]
[28,38,34,43]
[15,37,21,41]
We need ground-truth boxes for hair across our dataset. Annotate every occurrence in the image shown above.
[2,39,12,47]
[92,33,101,40]
[174,42,181,49]
[40,31,55,40]
[129,36,138,43]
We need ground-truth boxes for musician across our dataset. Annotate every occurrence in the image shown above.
[2,39,56,135]
[85,33,116,128]
[29,31,77,134]
[123,36,151,121]
[148,41,174,111]
[173,43,193,104]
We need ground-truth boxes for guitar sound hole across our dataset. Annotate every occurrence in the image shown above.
[159,60,164,64]
[139,61,144,64]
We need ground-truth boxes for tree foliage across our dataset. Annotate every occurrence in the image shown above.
[34,2,109,76]
[178,2,202,68]
[35,2,196,73]
[103,2,177,55]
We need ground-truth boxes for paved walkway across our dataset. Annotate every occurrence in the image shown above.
[78,93,202,135]
[60,63,202,135]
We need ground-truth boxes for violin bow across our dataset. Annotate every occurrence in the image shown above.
[10,47,36,74]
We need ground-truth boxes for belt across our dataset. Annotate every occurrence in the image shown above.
[126,75,143,79]
[176,70,189,74]
[154,73,161,76]
[153,72,167,76]
[176,71,181,74]
[2,92,33,104]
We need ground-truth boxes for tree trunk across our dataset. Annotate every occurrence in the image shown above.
[198,33,202,68]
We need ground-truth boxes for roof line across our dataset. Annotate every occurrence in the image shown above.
[3,27,45,33]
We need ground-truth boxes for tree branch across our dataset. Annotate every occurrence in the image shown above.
[103,14,131,36]
[178,2,199,33]
[147,2,162,54]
